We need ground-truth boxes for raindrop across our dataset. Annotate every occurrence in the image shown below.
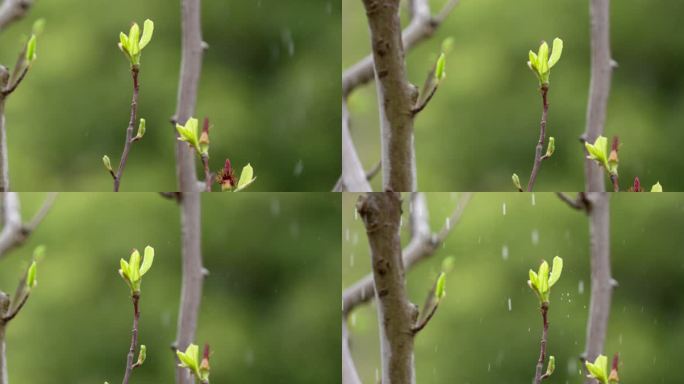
[488,363,492,372]
[501,244,509,261]
[619,333,623,345]
[502,203,507,216]
[293,159,304,176]
[270,198,281,216]
[445,217,451,230]
[354,208,358,220]
[531,193,536,206]
[578,280,585,294]
[281,29,295,57]
[531,229,539,245]
[507,298,512,311]
[345,229,350,242]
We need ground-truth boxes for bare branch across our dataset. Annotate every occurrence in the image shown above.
[343,192,471,317]
[342,321,362,384]
[342,0,459,98]
[173,0,204,192]
[122,293,141,384]
[356,192,416,384]
[583,192,613,383]
[113,68,142,192]
[533,303,549,384]
[526,85,550,191]
[0,0,32,32]
[0,192,56,259]
[362,0,418,191]
[583,0,613,192]
[555,192,588,211]
[340,101,372,192]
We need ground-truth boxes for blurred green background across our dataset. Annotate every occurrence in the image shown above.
[0,192,340,383]
[0,0,340,191]
[343,192,684,382]
[343,0,684,191]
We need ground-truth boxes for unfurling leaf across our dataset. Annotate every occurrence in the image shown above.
[651,182,663,192]
[545,355,555,376]
[512,173,522,191]
[139,19,154,50]
[435,272,446,300]
[136,118,146,139]
[234,163,256,192]
[102,155,113,172]
[26,261,37,288]
[548,256,563,288]
[585,355,609,383]
[176,118,201,153]
[137,345,147,366]
[435,53,446,81]
[545,137,555,157]
[26,35,37,62]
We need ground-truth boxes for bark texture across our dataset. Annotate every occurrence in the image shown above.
[0,0,32,32]
[362,0,417,192]
[583,0,613,192]
[357,192,416,384]
[583,192,612,382]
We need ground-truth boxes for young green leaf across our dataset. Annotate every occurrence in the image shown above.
[234,163,256,192]
[538,260,549,294]
[136,118,146,139]
[512,173,522,190]
[102,155,113,172]
[26,35,37,62]
[435,272,446,300]
[128,23,141,55]
[129,249,141,283]
[585,136,609,168]
[137,344,147,366]
[139,246,154,276]
[545,137,555,157]
[139,19,154,50]
[548,38,563,68]
[651,182,663,192]
[545,355,555,376]
[435,53,446,81]
[176,118,201,153]
[26,261,37,288]
[528,269,539,291]
[548,256,563,288]
[586,355,608,383]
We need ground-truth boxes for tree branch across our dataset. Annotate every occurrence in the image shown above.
[361,0,419,192]
[342,192,471,317]
[122,293,140,384]
[357,192,416,384]
[583,192,613,383]
[173,2,206,384]
[173,0,204,192]
[0,192,57,259]
[342,0,459,98]
[533,303,549,384]
[113,67,141,192]
[0,0,32,32]
[342,320,362,384]
[340,101,372,192]
[583,0,613,192]
[175,192,204,384]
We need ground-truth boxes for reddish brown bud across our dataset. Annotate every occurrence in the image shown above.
[633,176,642,192]
[217,158,236,191]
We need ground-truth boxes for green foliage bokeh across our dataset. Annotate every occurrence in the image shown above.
[343,0,684,191]
[343,192,684,382]
[0,0,340,191]
[0,192,340,383]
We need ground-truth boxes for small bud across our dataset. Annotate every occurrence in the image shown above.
[435,272,446,300]
[435,53,446,81]
[545,137,555,157]
[633,176,642,192]
[26,35,37,62]
[651,182,663,192]
[26,261,37,288]
[136,345,147,366]
[545,355,555,376]
[102,155,113,172]
[135,118,146,139]
[199,117,210,155]
[217,158,236,191]
[512,173,522,191]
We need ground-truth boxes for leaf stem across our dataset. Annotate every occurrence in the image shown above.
[122,293,140,384]
[534,302,549,384]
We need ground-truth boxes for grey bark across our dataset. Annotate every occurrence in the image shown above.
[0,97,7,192]
[342,321,362,384]
[341,102,372,192]
[583,0,613,192]
[583,192,613,382]
[362,0,417,192]
[357,192,416,384]
[173,1,206,383]
[0,294,8,384]
[0,192,56,260]
[0,0,32,32]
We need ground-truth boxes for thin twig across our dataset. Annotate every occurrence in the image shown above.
[122,293,140,384]
[0,192,57,259]
[200,154,211,192]
[411,300,439,334]
[533,302,549,384]
[555,192,588,211]
[1,292,27,323]
[0,66,28,97]
[113,67,141,192]
[527,84,549,191]
[0,0,32,32]
[411,83,438,115]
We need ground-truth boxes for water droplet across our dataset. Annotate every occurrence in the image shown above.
[531,229,539,245]
[445,217,451,230]
[293,159,304,176]
[345,229,350,242]
[281,28,295,57]
[531,193,536,206]
[502,203,507,216]
[578,280,584,294]
[270,199,281,216]
[507,298,512,311]
[501,244,509,261]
